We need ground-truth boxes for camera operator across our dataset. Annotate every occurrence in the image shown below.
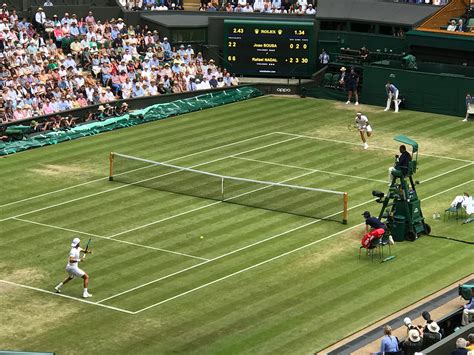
[388,145,412,185]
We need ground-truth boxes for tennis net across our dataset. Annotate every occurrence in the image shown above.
[109,152,349,223]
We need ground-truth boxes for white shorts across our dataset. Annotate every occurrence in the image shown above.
[66,264,85,278]
[359,125,372,133]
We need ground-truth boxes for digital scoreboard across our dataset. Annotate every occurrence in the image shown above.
[223,19,315,78]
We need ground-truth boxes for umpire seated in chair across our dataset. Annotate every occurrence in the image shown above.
[388,145,412,184]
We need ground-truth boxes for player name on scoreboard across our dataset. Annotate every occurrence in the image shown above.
[223,20,315,77]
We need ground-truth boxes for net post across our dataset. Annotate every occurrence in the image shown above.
[342,192,348,224]
[109,152,114,181]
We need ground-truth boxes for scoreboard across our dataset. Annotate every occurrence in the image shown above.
[223,19,315,78]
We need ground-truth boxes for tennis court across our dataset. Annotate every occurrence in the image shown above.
[1,96,473,353]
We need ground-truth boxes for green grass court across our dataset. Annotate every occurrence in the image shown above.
[1,96,473,354]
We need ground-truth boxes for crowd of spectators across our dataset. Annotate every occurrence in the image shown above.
[446,18,470,32]
[0,5,240,124]
[443,2,474,32]
[376,293,474,355]
[398,0,448,4]
[121,0,317,14]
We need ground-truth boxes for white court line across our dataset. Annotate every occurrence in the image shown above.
[276,132,474,163]
[0,135,300,223]
[12,217,209,261]
[421,179,473,201]
[0,279,134,314]
[421,163,474,183]
[97,195,373,304]
[232,156,386,184]
[131,179,474,314]
[132,224,364,314]
[107,169,317,239]
[0,132,277,209]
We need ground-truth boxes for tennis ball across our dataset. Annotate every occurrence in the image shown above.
[200,235,204,239]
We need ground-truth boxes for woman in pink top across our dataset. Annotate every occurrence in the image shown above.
[53,24,63,48]
[42,99,55,115]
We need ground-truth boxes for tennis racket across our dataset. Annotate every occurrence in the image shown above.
[347,123,358,132]
[83,238,92,258]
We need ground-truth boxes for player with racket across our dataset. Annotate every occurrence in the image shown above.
[55,237,93,298]
[353,112,373,150]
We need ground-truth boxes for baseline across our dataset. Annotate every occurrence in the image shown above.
[276,132,474,163]
[0,279,134,314]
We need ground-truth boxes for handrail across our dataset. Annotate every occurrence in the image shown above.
[414,27,474,35]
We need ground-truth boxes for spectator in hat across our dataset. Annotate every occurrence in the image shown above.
[447,20,457,31]
[305,3,315,14]
[402,327,423,355]
[34,7,46,30]
[44,0,54,6]
[118,102,129,115]
[422,319,442,348]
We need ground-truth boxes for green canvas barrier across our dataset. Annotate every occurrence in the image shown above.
[0,87,263,156]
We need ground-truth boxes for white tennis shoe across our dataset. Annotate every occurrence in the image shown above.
[363,142,369,150]
[54,286,61,293]
[83,291,93,298]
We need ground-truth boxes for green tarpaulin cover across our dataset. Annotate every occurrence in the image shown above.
[0,87,262,156]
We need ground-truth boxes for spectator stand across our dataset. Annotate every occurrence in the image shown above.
[417,0,474,33]
[318,274,474,354]
[1,2,254,135]
[423,323,474,354]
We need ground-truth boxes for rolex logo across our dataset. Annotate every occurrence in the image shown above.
[277,29,283,35]
[254,29,259,34]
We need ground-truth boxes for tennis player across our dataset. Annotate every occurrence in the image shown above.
[355,112,372,150]
[55,237,92,298]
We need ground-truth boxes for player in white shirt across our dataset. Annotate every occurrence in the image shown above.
[55,237,92,298]
[355,112,372,149]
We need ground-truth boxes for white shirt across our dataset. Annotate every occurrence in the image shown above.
[35,11,46,25]
[68,247,82,267]
[355,115,369,129]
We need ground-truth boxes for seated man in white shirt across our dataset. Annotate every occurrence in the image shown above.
[305,4,315,14]
[450,193,474,223]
